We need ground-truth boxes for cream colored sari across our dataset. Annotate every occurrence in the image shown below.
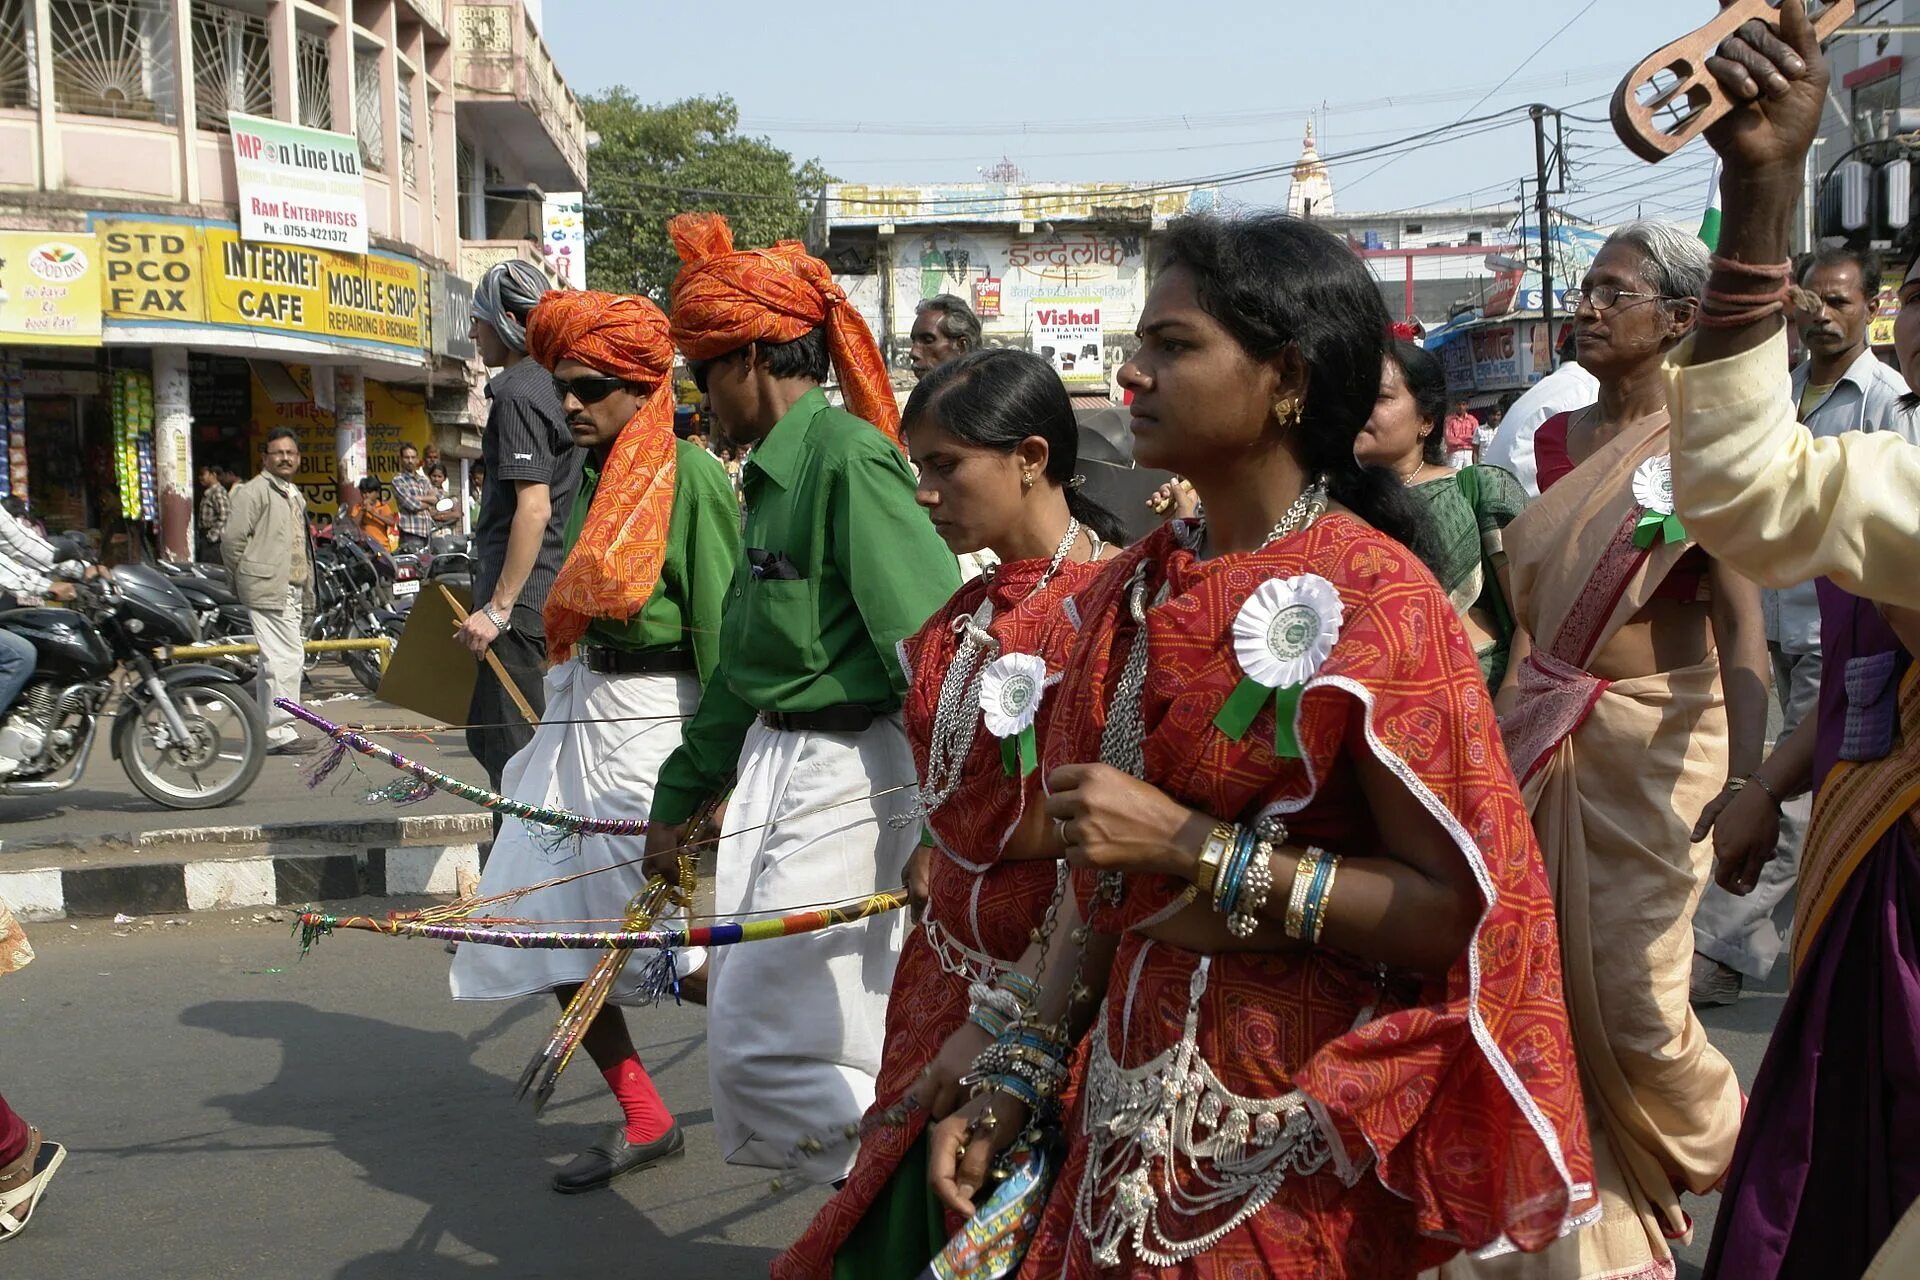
[1444,411,1742,1280]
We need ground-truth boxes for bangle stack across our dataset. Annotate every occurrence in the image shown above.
[966,970,1037,1039]
[1282,846,1342,946]
[1208,815,1283,937]
[1698,256,1799,331]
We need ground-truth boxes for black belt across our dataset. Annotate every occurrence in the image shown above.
[759,705,878,734]
[581,645,697,676]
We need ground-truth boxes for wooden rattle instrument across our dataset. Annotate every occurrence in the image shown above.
[1612,0,1855,163]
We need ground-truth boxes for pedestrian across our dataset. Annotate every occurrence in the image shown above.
[1486,221,1767,1279]
[451,290,741,1193]
[355,476,399,551]
[463,260,581,810]
[466,464,484,529]
[222,428,318,756]
[1441,398,1479,468]
[389,443,438,552]
[220,466,243,491]
[1689,245,1920,1008]
[196,461,229,563]
[923,212,1593,1274]
[1660,8,1920,1273]
[777,349,1126,1277]
[0,894,64,1243]
[1357,337,1528,687]
[907,294,982,380]
[422,462,460,530]
[642,212,959,1184]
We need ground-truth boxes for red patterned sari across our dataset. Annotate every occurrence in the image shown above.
[1021,517,1595,1278]
[776,553,1110,1280]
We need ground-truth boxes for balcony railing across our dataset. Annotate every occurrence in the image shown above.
[451,0,586,188]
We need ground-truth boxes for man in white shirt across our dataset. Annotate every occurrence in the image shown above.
[1481,330,1600,495]
[0,503,72,776]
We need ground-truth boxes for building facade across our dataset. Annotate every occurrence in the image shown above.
[810,181,1218,396]
[0,0,584,557]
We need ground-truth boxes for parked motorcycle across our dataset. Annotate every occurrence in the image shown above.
[0,558,266,809]
[308,527,398,694]
[158,561,257,680]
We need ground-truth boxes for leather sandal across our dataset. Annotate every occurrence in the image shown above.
[551,1121,684,1194]
[0,1127,66,1243]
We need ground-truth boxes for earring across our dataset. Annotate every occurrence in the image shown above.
[1273,395,1303,428]
[1021,472,1035,490]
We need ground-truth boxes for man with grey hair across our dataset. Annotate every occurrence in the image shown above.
[907,293,982,379]
[462,261,580,815]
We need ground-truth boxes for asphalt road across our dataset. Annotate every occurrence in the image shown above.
[0,666,481,846]
[0,905,1791,1279]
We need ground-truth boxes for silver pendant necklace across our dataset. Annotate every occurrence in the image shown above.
[1194,477,1329,556]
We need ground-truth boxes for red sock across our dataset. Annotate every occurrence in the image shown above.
[601,1056,672,1145]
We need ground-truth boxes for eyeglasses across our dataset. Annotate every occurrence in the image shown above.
[1564,284,1672,312]
[551,374,628,405]
[689,346,750,395]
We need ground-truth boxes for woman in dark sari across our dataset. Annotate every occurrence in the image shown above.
[1357,339,1528,688]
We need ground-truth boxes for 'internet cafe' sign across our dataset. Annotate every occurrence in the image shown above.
[229,112,368,256]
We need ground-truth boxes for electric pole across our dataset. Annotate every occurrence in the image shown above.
[1532,104,1555,354]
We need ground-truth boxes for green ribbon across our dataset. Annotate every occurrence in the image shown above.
[1213,676,1307,758]
[999,723,1038,777]
[1632,509,1687,549]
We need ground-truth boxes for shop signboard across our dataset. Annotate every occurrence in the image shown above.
[541,192,585,288]
[973,276,1002,318]
[429,269,476,361]
[97,218,425,358]
[1434,333,1475,391]
[1033,297,1104,389]
[251,366,435,513]
[1469,324,1524,387]
[0,231,104,347]
[229,113,369,255]
[1869,267,1903,348]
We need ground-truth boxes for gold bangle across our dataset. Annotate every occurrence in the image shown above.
[1194,822,1236,897]
[1306,853,1341,945]
[1284,847,1319,941]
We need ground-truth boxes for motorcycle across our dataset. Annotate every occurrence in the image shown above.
[0,556,266,810]
[158,561,257,680]
[308,526,398,694]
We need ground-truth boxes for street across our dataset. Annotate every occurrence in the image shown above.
[0,904,1787,1279]
[0,668,478,849]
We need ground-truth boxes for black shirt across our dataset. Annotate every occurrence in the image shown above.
[473,358,580,631]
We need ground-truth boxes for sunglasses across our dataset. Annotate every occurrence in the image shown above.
[552,374,628,405]
[688,345,751,396]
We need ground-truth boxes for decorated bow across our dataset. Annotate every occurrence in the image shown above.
[1214,574,1344,759]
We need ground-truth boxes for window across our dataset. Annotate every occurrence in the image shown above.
[0,0,34,110]
[296,28,331,130]
[456,141,476,238]
[1853,74,1901,140]
[190,0,272,131]
[354,42,382,172]
[1405,222,1424,234]
[398,68,416,189]
[1467,231,1484,245]
[49,0,176,123]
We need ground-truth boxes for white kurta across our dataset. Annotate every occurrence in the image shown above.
[706,715,918,1184]
[449,661,705,1003]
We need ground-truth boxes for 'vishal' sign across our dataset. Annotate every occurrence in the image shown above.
[230,112,368,255]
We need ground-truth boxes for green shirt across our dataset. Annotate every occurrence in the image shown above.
[561,438,741,687]
[652,387,959,823]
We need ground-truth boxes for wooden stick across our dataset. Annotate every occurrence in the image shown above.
[1612,0,1854,163]
[440,583,540,728]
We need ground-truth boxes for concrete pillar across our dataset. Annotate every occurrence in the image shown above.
[152,347,195,562]
[335,368,367,486]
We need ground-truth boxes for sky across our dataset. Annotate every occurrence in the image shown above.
[538,0,1736,230]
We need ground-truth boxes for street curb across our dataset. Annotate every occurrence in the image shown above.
[0,811,490,857]
[0,840,486,922]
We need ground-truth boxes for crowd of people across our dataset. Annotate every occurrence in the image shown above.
[2,5,1914,1275]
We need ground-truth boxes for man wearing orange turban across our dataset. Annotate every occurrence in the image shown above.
[645,213,960,1182]
[452,290,740,1195]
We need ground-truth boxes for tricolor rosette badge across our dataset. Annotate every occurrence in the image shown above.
[1631,454,1687,549]
[1215,574,1343,758]
[979,652,1047,777]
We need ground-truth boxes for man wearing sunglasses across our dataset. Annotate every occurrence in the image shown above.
[452,290,740,1194]
[645,213,958,1185]
[462,260,582,814]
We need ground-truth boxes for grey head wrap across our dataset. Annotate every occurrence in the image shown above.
[472,259,550,354]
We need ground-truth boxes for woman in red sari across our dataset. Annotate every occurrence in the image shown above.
[924,214,1597,1277]
[776,349,1126,1279]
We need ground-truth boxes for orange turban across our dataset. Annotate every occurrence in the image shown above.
[524,290,679,664]
[666,212,902,448]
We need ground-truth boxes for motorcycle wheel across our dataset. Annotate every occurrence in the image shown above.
[345,618,389,695]
[115,681,266,809]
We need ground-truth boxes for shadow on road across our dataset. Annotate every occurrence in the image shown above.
[178,998,773,1276]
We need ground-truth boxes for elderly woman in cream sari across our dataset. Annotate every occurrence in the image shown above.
[1450,222,1773,1280]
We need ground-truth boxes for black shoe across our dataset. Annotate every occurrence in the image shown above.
[268,738,322,757]
[551,1122,685,1194]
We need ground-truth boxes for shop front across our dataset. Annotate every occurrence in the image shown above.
[0,229,107,529]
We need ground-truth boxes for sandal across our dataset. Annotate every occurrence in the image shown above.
[0,1127,67,1243]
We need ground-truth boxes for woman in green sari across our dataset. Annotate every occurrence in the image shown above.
[1358,338,1528,687]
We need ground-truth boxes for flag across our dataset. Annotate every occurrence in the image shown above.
[1698,161,1723,250]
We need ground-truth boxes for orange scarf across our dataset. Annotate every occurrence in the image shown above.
[525,290,679,664]
[665,212,902,448]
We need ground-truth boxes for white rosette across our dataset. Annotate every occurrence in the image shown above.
[979,651,1048,776]
[1630,454,1687,548]
[1217,574,1343,757]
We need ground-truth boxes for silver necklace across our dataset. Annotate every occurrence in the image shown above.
[1194,477,1329,556]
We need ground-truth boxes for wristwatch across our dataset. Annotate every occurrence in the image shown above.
[482,603,511,631]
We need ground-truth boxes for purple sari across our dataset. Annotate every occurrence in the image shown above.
[1705,581,1920,1279]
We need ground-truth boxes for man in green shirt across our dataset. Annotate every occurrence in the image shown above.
[451,291,740,1195]
[647,213,959,1182]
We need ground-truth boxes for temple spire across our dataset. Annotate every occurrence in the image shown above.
[1287,119,1336,219]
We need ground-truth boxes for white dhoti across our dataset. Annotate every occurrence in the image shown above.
[450,660,705,1003]
[707,715,918,1183]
